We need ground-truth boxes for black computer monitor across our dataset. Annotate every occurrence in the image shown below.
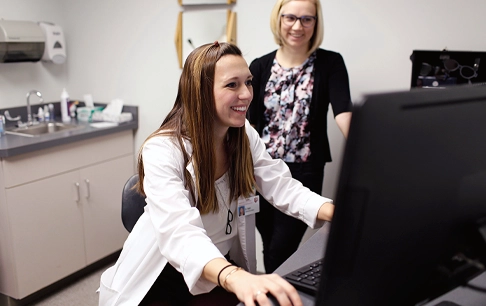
[317,85,486,306]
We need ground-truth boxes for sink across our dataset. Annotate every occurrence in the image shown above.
[6,122,84,137]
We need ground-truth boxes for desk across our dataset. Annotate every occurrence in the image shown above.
[239,222,486,306]
[424,272,486,306]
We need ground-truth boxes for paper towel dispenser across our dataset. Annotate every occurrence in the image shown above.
[0,20,45,63]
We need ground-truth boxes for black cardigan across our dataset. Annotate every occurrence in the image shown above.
[248,48,352,167]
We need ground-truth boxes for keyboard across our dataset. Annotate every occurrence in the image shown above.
[282,258,323,295]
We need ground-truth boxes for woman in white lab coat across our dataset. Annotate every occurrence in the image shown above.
[99,42,334,306]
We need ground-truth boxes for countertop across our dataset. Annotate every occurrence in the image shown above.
[0,104,138,158]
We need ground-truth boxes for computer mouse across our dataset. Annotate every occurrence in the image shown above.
[256,291,315,305]
[432,301,462,306]
[256,292,279,306]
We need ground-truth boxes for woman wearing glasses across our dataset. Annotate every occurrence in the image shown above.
[99,42,334,306]
[248,0,353,274]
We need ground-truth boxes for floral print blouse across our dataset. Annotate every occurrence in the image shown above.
[261,52,316,163]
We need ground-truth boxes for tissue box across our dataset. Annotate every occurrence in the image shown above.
[113,112,133,123]
[92,111,133,123]
[91,98,132,123]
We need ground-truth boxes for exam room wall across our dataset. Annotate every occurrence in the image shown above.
[1,0,486,273]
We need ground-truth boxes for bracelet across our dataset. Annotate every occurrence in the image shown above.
[217,264,234,288]
[222,267,243,291]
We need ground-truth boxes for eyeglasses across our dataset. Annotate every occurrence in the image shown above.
[443,58,480,84]
[225,209,233,235]
[419,58,481,85]
[281,14,317,28]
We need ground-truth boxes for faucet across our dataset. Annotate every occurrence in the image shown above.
[26,90,43,126]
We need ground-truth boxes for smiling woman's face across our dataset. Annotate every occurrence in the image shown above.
[213,54,253,133]
[280,0,316,51]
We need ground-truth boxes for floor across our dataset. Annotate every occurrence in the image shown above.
[27,262,111,306]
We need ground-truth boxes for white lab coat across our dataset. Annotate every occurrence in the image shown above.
[99,120,331,305]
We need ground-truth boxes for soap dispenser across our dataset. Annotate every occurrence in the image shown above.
[61,88,71,123]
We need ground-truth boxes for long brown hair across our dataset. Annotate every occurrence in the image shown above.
[137,42,255,214]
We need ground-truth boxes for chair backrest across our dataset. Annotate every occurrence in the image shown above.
[121,174,146,232]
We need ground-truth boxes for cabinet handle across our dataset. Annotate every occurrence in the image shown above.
[75,182,80,202]
[85,179,90,199]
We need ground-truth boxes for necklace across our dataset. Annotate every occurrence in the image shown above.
[216,181,234,235]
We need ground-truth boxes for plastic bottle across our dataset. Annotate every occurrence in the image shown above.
[0,115,5,136]
[37,107,44,122]
[48,104,54,121]
[44,105,51,122]
[69,100,78,119]
[61,88,71,123]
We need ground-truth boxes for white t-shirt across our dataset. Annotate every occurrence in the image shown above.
[200,172,237,256]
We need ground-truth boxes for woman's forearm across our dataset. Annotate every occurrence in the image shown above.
[317,202,335,221]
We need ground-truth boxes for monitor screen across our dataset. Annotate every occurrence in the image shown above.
[317,85,486,306]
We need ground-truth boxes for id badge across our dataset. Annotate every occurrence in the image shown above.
[237,195,260,217]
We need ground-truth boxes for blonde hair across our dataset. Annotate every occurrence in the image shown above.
[269,0,324,56]
[137,42,255,214]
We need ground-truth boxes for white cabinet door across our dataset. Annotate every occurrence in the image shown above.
[0,130,135,299]
[5,171,86,298]
[80,154,133,264]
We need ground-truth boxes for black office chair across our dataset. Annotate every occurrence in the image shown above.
[121,174,146,232]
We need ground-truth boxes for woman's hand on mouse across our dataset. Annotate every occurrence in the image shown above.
[224,269,303,306]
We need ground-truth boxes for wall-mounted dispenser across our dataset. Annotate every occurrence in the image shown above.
[0,20,45,63]
[38,22,66,64]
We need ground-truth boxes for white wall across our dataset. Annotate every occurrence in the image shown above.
[2,0,486,272]
[239,0,486,200]
[3,0,486,198]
